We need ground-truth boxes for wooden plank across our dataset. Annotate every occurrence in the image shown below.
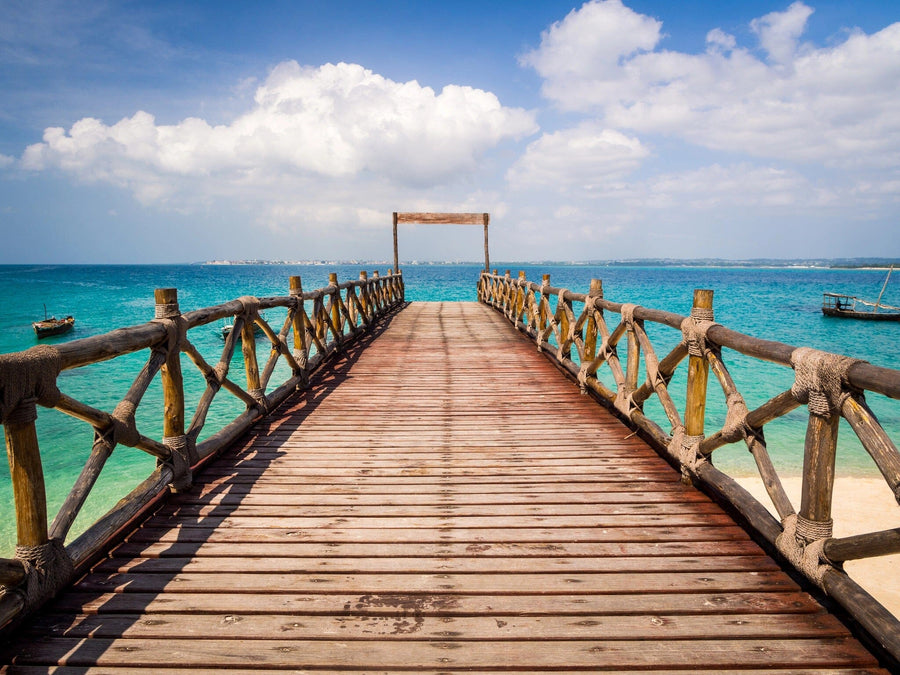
[4,638,880,669]
[110,540,766,560]
[125,524,753,544]
[46,590,830,617]
[27,612,848,640]
[93,554,779,575]
[396,212,485,225]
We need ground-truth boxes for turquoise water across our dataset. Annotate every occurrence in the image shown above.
[1,263,899,556]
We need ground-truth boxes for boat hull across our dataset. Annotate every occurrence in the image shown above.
[33,316,75,338]
[822,307,900,321]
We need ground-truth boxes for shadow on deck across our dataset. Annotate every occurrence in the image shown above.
[0,302,891,672]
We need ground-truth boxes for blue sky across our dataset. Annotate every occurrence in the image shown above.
[1,0,898,263]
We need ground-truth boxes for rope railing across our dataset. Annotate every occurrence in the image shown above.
[0,270,405,632]
[478,269,900,659]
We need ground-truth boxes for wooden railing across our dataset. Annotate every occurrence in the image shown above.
[0,270,404,632]
[479,269,900,659]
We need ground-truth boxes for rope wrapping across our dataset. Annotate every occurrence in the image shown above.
[11,538,74,614]
[0,346,61,425]
[110,400,140,447]
[790,347,864,418]
[619,303,637,328]
[669,425,706,479]
[153,303,180,320]
[681,316,719,359]
[238,295,260,319]
[691,306,715,322]
[776,514,832,586]
[162,434,193,491]
[720,392,750,444]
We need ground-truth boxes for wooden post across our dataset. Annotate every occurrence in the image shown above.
[154,288,185,445]
[517,271,527,321]
[685,289,714,440]
[359,271,370,319]
[540,274,551,334]
[289,275,308,376]
[585,279,603,361]
[329,272,341,340]
[4,399,48,548]
[799,412,839,542]
[625,317,640,397]
[392,212,399,274]
[483,212,490,272]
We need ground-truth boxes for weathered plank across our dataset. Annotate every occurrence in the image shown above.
[1,302,888,673]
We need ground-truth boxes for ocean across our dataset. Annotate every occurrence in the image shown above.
[1,262,899,556]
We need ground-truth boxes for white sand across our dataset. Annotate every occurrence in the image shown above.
[734,475,900,617]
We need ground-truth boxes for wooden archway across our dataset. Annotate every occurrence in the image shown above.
[392,212,490,272]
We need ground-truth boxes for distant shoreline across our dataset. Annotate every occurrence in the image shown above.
[197,258,900,270]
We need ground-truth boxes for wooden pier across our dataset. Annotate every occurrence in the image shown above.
[1,302,891,672]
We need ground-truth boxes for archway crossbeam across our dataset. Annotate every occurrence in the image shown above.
[393,211,490,272]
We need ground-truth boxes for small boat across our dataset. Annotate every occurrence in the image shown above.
[822,265,900,321]
[221,316,266,340]
[33,306,75,338]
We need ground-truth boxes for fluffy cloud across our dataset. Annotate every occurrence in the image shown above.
[521,1,900,168]
[507,123,649,190]
[20,61,537,203]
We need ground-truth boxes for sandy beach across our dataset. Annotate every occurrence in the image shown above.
[734,475,900,617]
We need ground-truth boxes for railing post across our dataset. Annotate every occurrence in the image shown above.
[685,289,714,444]
[798,415,839,543]
[516,271,527,323]
[289,276,309,377]
[359,271,370,319]
[539,274,551,335]
[328,273,342,342]
[585,279,603,361]
[155,288,191,490]
[4,399,48,549]
[372,270,382,312]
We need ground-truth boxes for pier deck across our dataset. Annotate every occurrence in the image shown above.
[1,302,889,672]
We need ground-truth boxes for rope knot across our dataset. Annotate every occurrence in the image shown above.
[721,392,750,444]
[790,347,864,418]
[681,316,718,358]
[238,296,260,318]
[775,514,833,586]
[111,399,140,447]
[619,303,638,327]
[0,346,62,425]
[163,434,194,492]
[668,425,706,478]
[13,538,74,614]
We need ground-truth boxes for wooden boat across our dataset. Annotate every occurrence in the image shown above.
[221,316,266,340]
[32,314,75,338]
[822,265,900,321]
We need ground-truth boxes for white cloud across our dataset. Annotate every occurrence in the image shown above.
[20,61,538,205]
[750,1,815,66]
[507,123,649,190]
[706,29,736,53]
[643,163,821,210]
[520,0,662,110]
[521,1,900,168]
[0,154,13,169]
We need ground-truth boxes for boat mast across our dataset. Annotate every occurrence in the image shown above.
[874,264,894,313]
